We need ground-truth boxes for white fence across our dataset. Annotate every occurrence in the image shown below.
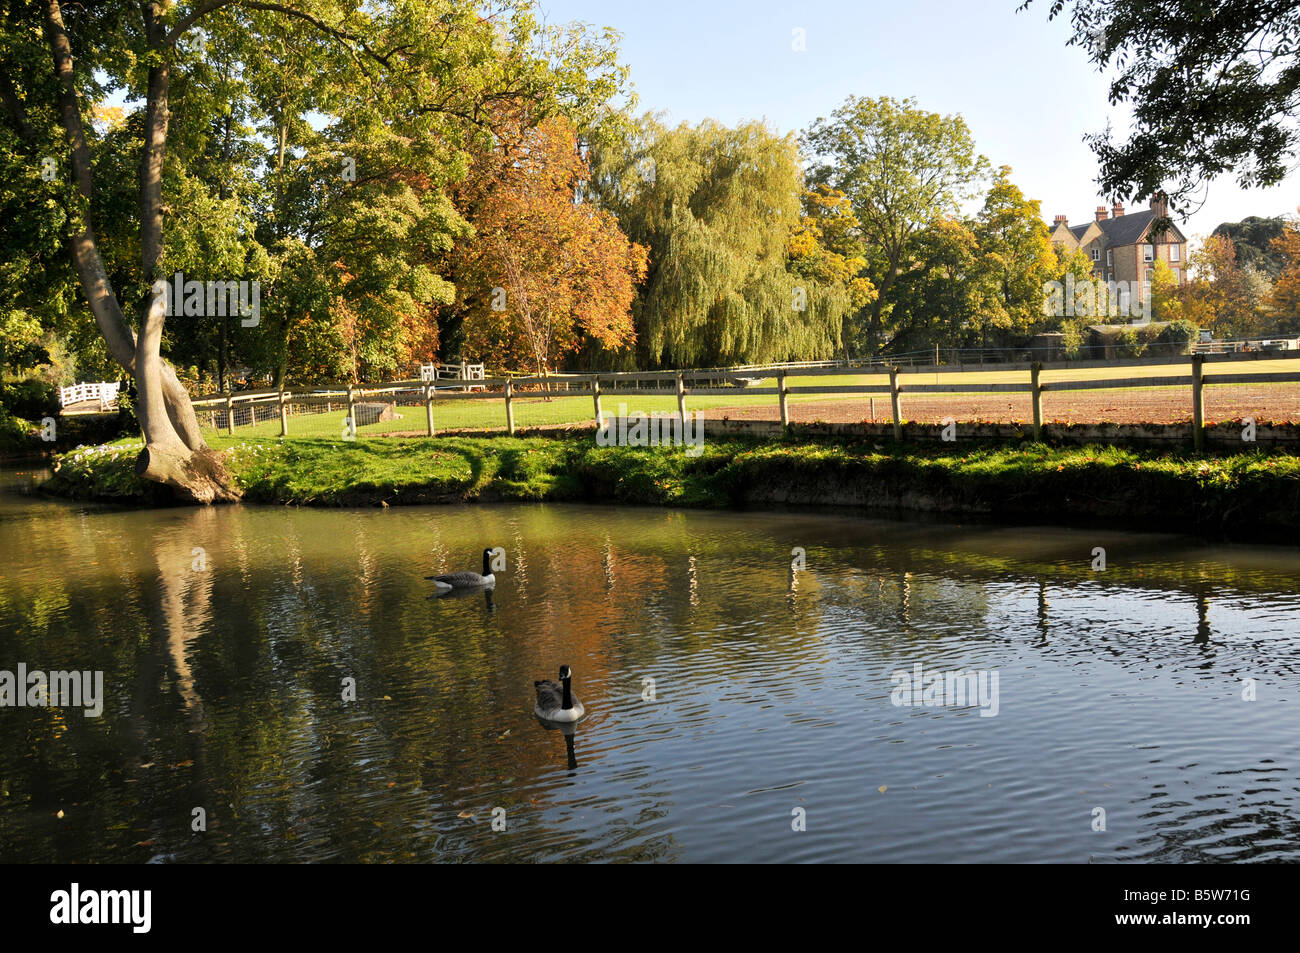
[58,381,120,410]
[419,362,485,391]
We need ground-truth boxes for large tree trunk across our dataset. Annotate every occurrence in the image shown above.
[43,0,237,503]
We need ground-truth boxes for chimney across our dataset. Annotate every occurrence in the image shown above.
[1111,201,1124,218]
[1149,192,1168,219]
[1053,214,1068,226]
[1095,205,1108,222]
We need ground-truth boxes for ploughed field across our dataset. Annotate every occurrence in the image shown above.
[713,384,1300,426]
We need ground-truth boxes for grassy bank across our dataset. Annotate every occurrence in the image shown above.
[37,431,1300,541]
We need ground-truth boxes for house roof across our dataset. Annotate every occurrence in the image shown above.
[1051,208,1188,247]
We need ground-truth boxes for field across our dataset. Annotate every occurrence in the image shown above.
[195,358,1300,442]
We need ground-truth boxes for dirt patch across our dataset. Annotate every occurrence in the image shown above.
[702,385,1300,426]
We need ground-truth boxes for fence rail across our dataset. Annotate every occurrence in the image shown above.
[189,350,1300,450]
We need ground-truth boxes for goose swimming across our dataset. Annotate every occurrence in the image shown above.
[428,548,496,591]
[534,664,585,722]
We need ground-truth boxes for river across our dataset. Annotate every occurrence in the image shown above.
[1,465,1298,862]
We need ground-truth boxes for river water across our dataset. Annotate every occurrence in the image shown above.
[1,465,1297,863]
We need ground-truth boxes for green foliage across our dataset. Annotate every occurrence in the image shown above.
[802,95,989,354]
[1,378,57,420]
[589,115,846,367]
[2,0,632,394]
[44,433,1300,540]
[1023,1,1300,210]
[1214,217,1289,278]
[1157,318,1200,354]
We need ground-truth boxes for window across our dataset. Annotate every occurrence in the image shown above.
[1091,248,1100,261]
[1144,244,1154,262]
[1106,249,1113,266]
[1169,244,1180,262]
[1172,268,1181,283]
[1145,269,1154,283]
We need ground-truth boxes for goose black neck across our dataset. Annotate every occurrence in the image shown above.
[561,676,573,710]
[482,551,491,576]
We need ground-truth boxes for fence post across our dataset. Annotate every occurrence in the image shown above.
[249,401,256,426]
[225,394,234,435]
[505,378,516,435]
[889,366,903,441]
[347,385,356,436]
[1191,354,1205,450]
[279,388,288,437]
[425,383,436,437]
[778,371,789,428]
[592,376,603,427]
[676,371,687,427]
[1030,362,1043,441]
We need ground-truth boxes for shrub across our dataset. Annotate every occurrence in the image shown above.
[1,378,57,420]
[1158,319,1200,355]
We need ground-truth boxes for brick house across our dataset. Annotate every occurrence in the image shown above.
[1047,195,1188,300]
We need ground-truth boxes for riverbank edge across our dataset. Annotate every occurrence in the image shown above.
[34,429,1300,542]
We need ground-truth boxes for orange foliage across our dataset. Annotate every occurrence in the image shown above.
[452,116,647,373]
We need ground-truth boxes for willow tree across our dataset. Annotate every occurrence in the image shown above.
[589,116,849,368]
[5,0,626,501]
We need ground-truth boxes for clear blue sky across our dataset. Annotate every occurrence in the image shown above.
[541,0,1298,246]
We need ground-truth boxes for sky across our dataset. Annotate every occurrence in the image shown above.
[538,0,1300,247]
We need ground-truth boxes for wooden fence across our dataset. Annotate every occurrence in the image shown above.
[189,350,1300,450]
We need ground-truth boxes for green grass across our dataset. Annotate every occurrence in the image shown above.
[41,431,1300,540]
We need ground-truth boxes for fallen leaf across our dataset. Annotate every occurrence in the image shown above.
[877,785,887,794]
[458,810,474,819]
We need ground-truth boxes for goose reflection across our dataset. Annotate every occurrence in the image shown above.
[428,586,497,613]
[535,718,580,770]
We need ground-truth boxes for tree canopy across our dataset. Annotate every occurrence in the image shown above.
[1023,0,1300,211]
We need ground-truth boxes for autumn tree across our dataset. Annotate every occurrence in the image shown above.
[969,169,1059,346]
[1267,213,1300,333]
[451,115,647,375]
[3,1,628,500]
[786,185,877,358]
[1182,234,1274,338]
[802,95,988,355]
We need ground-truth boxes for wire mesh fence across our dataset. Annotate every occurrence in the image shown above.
[190,350,1300,445]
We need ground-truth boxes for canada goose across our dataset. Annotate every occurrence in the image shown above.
[534,664,585,722]
[428,548,496,590]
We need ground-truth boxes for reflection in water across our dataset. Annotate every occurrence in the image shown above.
[1037,580,1050,644]
[2,473,1300,862]
[536,720,580,771]
[1195,586,1212,645]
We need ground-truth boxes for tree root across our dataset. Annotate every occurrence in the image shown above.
[135,443,241,504]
